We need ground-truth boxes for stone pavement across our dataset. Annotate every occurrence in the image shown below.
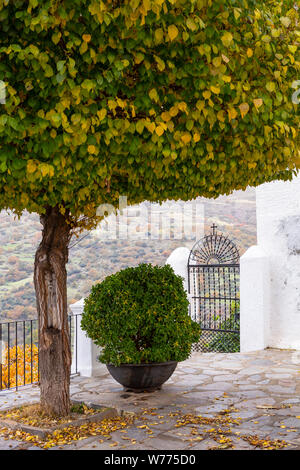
[1,349,300,450]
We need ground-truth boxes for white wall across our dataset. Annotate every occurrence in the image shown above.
[240,246,270,352]
[165,246,190,292]
[256,176,300,349]
[241,175,300,352]
[69,298,107,377]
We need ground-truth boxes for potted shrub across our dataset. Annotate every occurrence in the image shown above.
[81,263,201,391]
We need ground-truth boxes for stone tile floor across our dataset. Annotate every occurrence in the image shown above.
[1,349,300,450]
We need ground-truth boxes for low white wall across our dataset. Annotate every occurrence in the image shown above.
[69,298,107,378]
[240,246,270,352]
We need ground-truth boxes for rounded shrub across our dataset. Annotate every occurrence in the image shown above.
[81,263,201,366]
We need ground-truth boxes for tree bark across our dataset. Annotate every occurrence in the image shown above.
[34,206,72,416]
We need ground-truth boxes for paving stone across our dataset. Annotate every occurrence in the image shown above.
[195,403,229,414]
[267,385,296,395]
[249,359,275,366]
[274,418,300,428]
[142,434,190,450]
[237,397,276,409]
[230,390,267,400]
[189,438,219,450]
[201,382,234,391]
[237,385,263,390]
[230,410,258,420]
[266,374,293,379]
[183,391,224,401]
[212,374,238,382]
[281,398,300,405]
[1,349,300,451]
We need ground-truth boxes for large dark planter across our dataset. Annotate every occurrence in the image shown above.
[106,361,178,392]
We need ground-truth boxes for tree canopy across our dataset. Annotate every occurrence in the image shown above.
[0,0,299,221]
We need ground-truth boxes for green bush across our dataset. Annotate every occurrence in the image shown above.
[81,263,201,366]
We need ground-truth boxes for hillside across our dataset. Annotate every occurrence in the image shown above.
[0,188,256,322]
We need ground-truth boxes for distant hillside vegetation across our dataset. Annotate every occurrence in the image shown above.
[0,189,256,322]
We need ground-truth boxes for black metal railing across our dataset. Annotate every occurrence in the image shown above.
[0,314,81,392]
[188,225,240,353]
[189,265,240,352]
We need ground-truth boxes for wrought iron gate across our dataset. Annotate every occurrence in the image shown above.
[188,225,240,353]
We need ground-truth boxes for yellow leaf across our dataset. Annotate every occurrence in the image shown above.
[239,102,250,118]
[155,125,164,136]
[222,75,231,83]
[181,133,191,144]
[79,41,88,54]
[280,16,291,27]
[248,162,257,169]
[154,55,165,71]
[266,82,276,93]
[97,108,107,121]
[193,133,200,143]
[221,32,233,47]
[211,85,220,94]
[149,88,159,102]
[136,120,144,134]
[146,122,156,133]
[253,98,263,110]
[168,24,179,41]
[155,28,164,43]
[88,145,97,154]
[247,48,253,58]
[234,8,241,20]
[217,110,225,122]
[196,100,205,111]
[203,90,211,100]
[178,102,187,113]
[186,17,197,31]
[161,111,171,122]
[169,106,178,117]
[228,107,238,121]
[212,56,222,68]
[27,160,37,174]
[82,34,91,43]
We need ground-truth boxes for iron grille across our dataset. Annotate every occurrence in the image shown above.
[0,314,81,392]
[188,225,240,353]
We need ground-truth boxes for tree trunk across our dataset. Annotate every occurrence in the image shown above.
[34,206,72,416]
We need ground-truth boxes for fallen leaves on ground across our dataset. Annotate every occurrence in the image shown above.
[0,405,292,451]
[0,403,100,428]
[240,435,288,450]
[0,415,135,449]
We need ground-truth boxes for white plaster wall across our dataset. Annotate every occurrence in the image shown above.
[165,247,190,292]
[240,246,270,352]
[69,298,107,377]
[256,175,300,350]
